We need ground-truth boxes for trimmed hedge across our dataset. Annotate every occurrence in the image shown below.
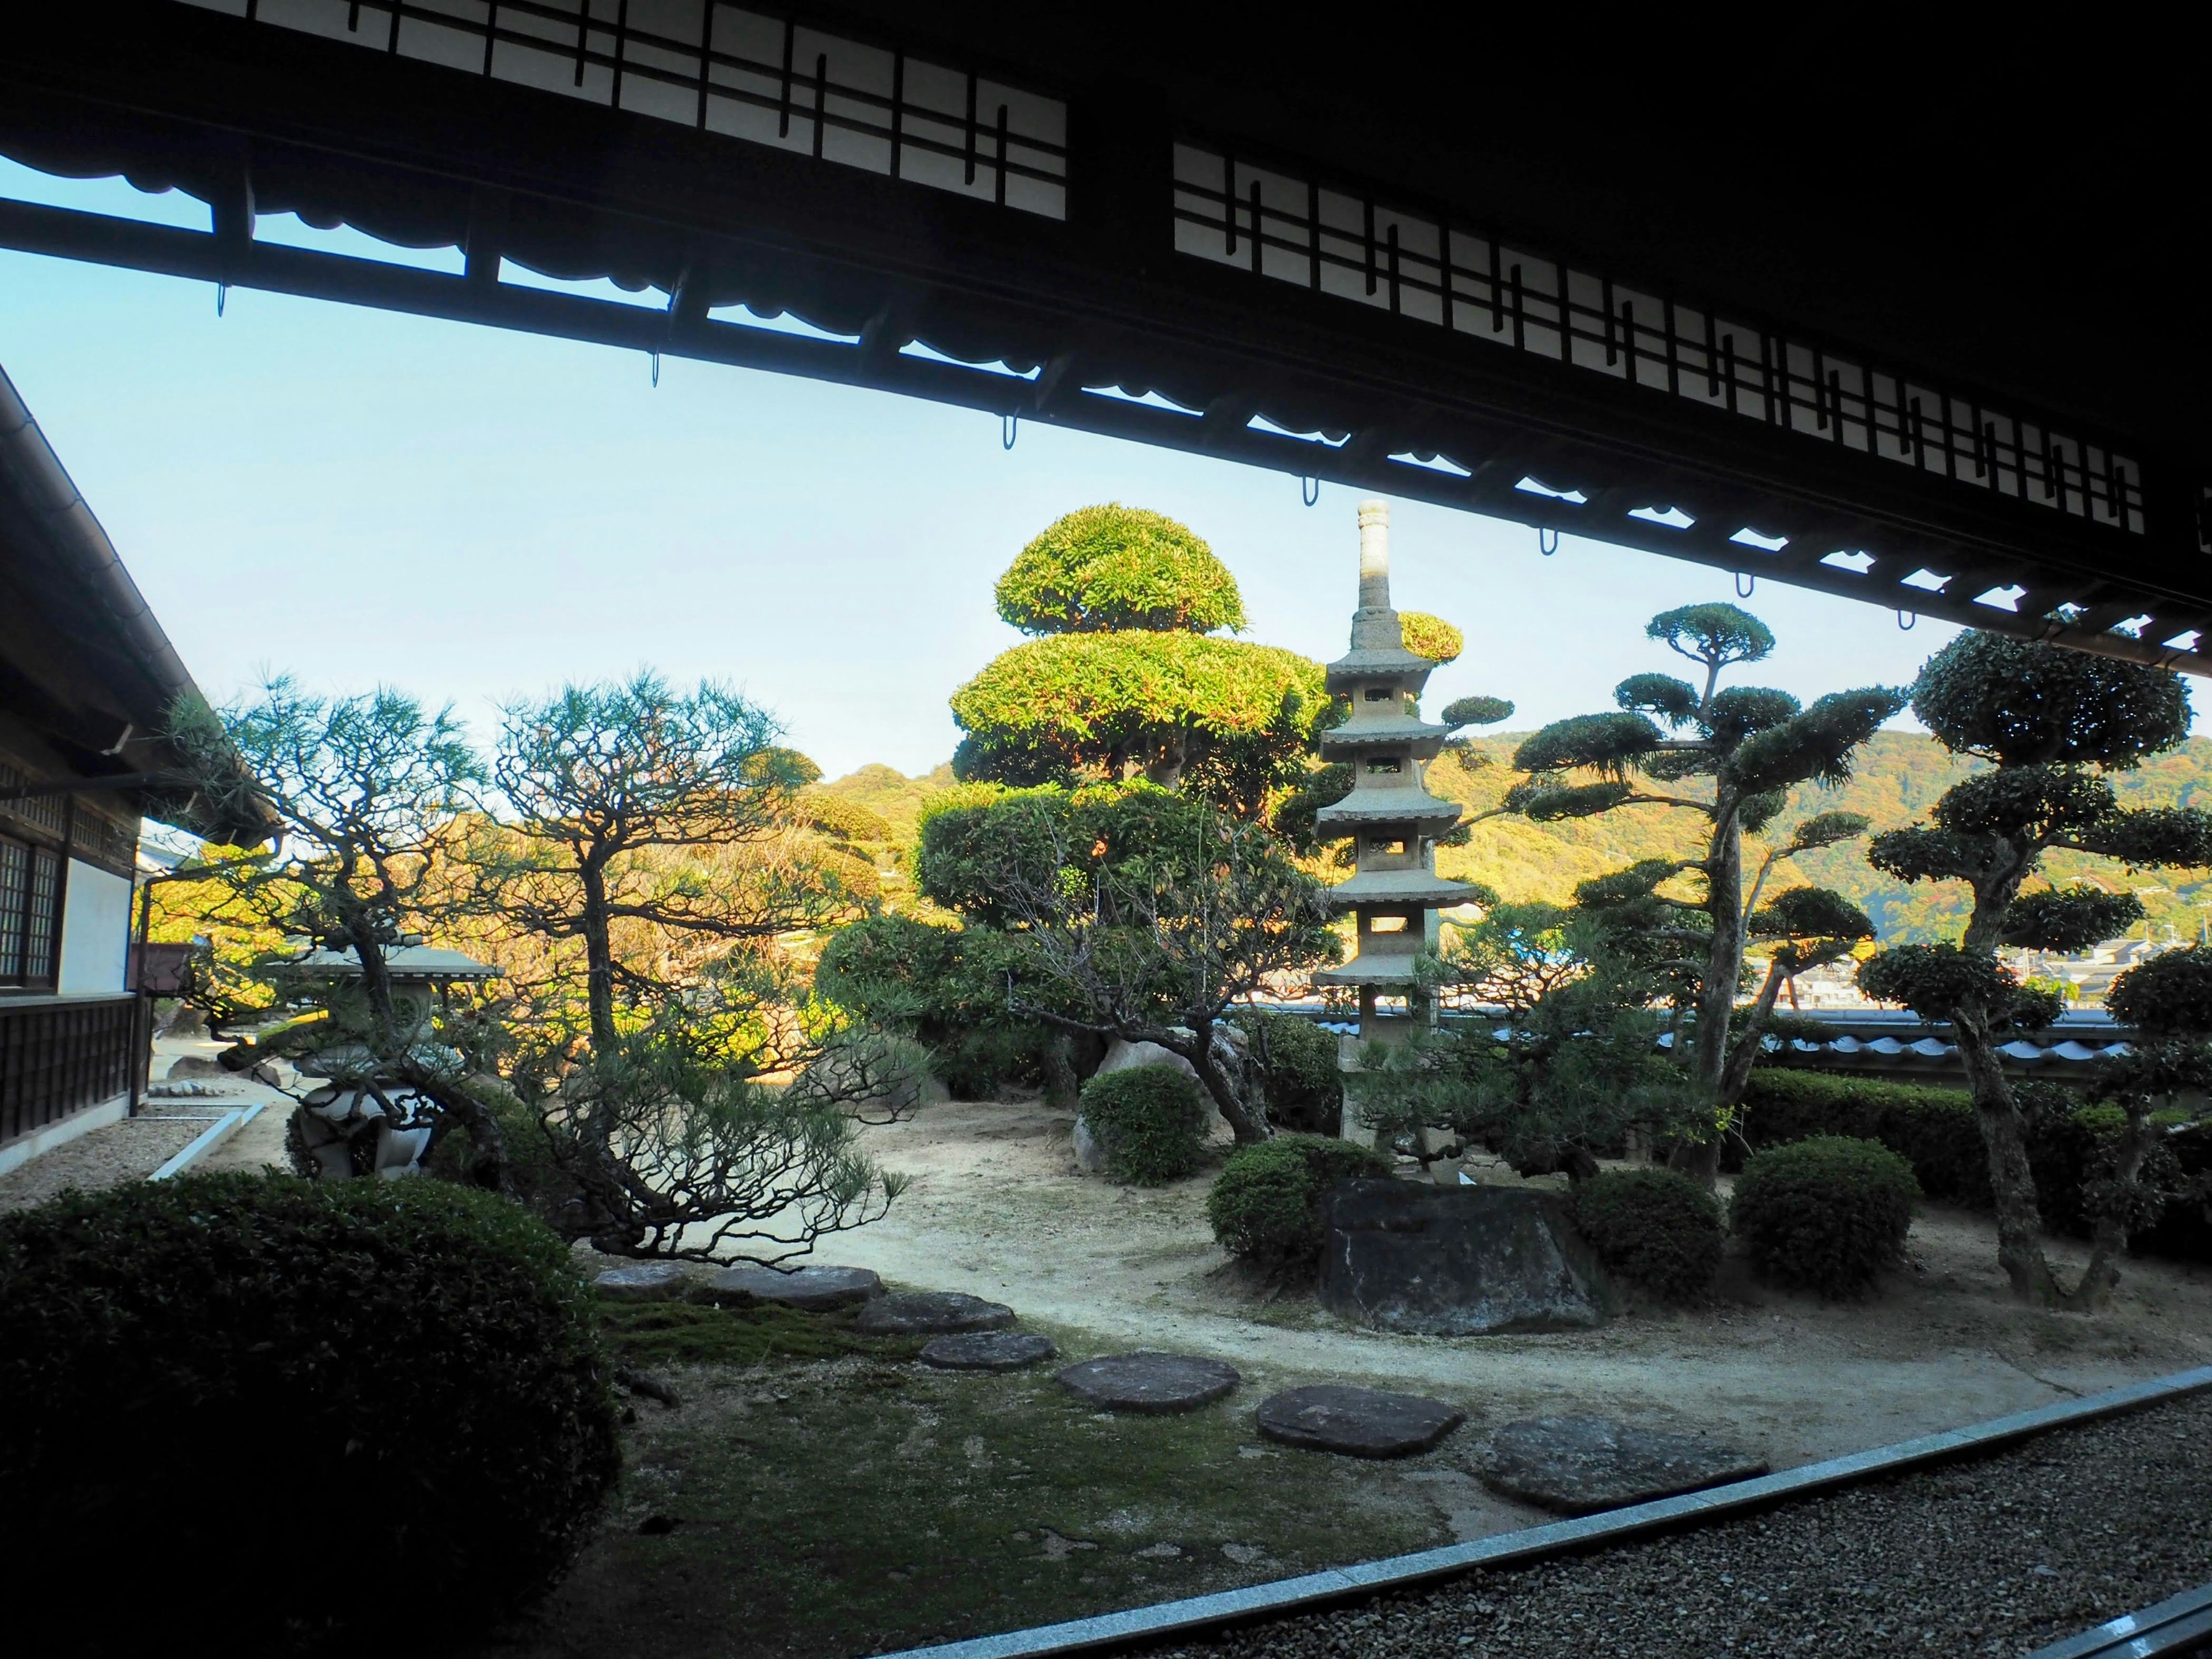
[1236,1010,1344,1135]
[1569,1168,1725,1304]
[1740,1068,2212,1262]
[1080,1064,1211,1184]
[0,1174,621,1653]
[1207,1132,1395,1268]
[1731,1135,1921,1297]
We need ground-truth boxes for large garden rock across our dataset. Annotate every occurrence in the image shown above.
[698,1264,881,1310]
[591,1262,691,1302]
[1072,1113,1108,1172]
[855,1291,1015,1335]
[1319,1180,1611,1335]
[165,1055,226,1081]
[1056,1351,1240,1413]
[919,1331,1058,1372]
[1255,1385,1465,1458]
[1479,1415,1768,1514]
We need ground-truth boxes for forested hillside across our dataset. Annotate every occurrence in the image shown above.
[824,733,2212,945]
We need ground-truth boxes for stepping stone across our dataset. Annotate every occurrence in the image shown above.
[591,1262,691,1302]
[1478,1415,1768,1515]
[855,1291,1016,1335]
[1255,1385,1466,1459]
[697,1264,881,1310]
[919,1331,1058,1372]
[1055,1352,1240,1414]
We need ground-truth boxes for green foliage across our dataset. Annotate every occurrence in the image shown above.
[1399,611,1464,664]
[0,1175,620,1651]
[1358,904,1694,1177]
[1235,1009,1345,1134]
[815,912,1047,1096]
[1442,694,1516,729]
[1271,761,1354,855]
[1748,886,1874,946]
[1080,1065,1210,1184]
[1206,1133,1393,1268]
[1615,672,1700,725]
[1857,942,2058,1028]
[949,632,1327,815]
[1704,685,1800,743]
[1647,603,1775,671]
[1730,1135,1921,1297]
[1912,631,2192,768]
[1569,1168,1725,1303]
[1737,1070,1993,1204]
[2107,946,2212,1035]
[2001,887,2146,952]
[1503,778,1637,820]
[1512,711,1664,777]
[1726,688,1910,795]
[995,504,1245,635]
[794,789,896,847]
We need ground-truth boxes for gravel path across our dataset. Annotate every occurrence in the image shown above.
[0,1114,223,1213]
[1162,1391,2212,1659]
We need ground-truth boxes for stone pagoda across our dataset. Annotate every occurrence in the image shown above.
[1311,500,1480,1039]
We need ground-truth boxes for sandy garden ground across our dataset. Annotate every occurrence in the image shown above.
[490,1093,2212,1659]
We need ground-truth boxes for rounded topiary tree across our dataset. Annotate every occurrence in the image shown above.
[0,1174,620,1652]
[1568,1166,1724,1303]
[1080,1064,1211,1183]
[1730,1135,1921,1297]
[1207,1132,1394,1269]
[1857,631,2212,1308]
[995,503,1245,635]
[953,505,1327,818]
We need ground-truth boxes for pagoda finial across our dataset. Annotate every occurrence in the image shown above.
[1357,498,1391,611]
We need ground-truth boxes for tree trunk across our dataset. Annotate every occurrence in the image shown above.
[579,858,619,1052]
[2065,1104,2154,1313]
[1039,1035,1079,1111]
[1672,791,1743,1187]
[1951,1005,2063,1306]
[1177,1018,1268,1145]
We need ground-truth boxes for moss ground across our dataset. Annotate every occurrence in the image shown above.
[491,1302,1451,1659]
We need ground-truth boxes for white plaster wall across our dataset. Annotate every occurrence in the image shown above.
[56,859,132,994]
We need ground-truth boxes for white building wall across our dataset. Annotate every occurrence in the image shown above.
[56,859,132,994]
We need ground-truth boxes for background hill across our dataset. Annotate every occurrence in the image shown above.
[823,734,2212,945]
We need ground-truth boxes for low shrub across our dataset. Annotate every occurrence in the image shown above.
[1568,1167,1725,1304]
[1737,1070,1988,1202]
[815,912,1050,1097]
[1080,1064,1211,1184]
[1730,1135,1921,1298]
[1207,1132,1395,1268]
[0,1174,621,1654]
[1237,1010,1344,1135]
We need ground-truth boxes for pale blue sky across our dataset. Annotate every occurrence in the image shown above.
[0,162,1980,782]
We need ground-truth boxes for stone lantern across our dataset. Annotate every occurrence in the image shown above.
[1311,500,1482,1040]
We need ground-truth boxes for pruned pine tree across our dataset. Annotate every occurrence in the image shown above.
[1357,902,1694,1183]
[165,678,518,1193]
[917,785,1339,1142]
[1856,633,2212,1308]
[1500,604,1904,1179]
[466,673,908,1261]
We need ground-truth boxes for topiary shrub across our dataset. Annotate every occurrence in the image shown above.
[1568,1168,1725,1304]
[0,1173,621,1654]
[1730,1135,1921,1298]
[1737,1069,1989,1202]
[1207,1132,1395,1269]
[1080,1065,1211,1184]
[1237,1010,1344,1135]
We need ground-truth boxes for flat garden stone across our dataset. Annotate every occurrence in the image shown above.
[592,1262,691,1302]
[1255,1385,1466,1458]
[919,1331,1058,1372]
[854,1291,1016,1335]
[1479,1415,1769,1514]
[698,1264,881,1310]
[1055,1351,1240,1414]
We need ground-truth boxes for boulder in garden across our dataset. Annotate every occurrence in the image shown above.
[1320,1180,1611,1335]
